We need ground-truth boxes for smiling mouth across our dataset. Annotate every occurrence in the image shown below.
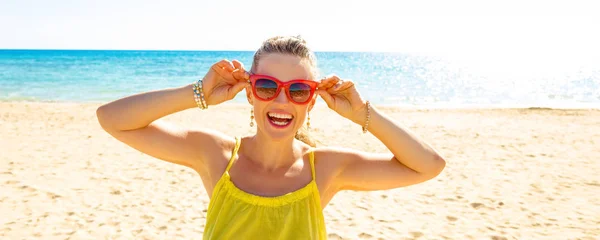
[267,112,294,127]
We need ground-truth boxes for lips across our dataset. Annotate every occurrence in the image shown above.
[267,111,294,128]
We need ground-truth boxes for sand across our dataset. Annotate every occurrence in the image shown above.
[1,102,599,239]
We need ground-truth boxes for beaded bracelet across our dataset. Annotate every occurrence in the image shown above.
[192,79,208,109]
[362,101,371,133]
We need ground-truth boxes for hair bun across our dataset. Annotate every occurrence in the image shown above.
[293,35,307,44]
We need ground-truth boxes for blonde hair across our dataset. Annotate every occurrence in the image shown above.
[251,36,318,147]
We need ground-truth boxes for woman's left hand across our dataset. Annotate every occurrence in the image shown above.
[317,75,368,125]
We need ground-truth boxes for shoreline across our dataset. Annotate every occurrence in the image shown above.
[2,100,599,111]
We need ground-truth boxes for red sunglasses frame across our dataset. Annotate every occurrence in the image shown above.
[249,74,319,104]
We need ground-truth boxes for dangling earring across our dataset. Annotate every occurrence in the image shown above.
[249,109,255,127]
[306,111,311,131]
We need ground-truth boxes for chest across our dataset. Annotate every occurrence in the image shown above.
[228,157,313,197]
[202,151,339,207]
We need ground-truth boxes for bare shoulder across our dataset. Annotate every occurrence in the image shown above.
[311,146,370,198]
[188,128,235,151]
[311,146,359,177]
[188,128,237,166]
[184,128,242,186]
[312,145,387,166]
[313,146,377,167]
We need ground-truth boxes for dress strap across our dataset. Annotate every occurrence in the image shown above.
[309,149,316,181]
[225,137,241,172]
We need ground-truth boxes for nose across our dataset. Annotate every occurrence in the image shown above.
[273,88,289,104]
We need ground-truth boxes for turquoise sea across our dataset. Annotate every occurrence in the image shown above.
[1,50,599,108]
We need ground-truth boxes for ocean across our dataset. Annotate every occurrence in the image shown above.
[1,50,599,108]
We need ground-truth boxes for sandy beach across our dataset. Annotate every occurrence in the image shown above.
[1,102,598,239]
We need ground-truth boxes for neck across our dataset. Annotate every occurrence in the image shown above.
[245,130,302,171]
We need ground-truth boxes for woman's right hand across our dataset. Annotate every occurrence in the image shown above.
[201,59,250,106]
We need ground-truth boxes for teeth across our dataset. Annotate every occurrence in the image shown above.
[268,112,293,119]
[271,120,289,126]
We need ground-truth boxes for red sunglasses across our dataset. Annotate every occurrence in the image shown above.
[249,74,318,104]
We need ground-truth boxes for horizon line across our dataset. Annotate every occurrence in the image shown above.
[0,48,413,54]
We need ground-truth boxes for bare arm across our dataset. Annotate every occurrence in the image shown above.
[335,106,446,191]
[96,59,250,171]
[97,84,196,131]
[317,76,446,192]
[96,84,218,169]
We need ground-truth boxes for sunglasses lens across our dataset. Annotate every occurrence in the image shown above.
[255,79,278,100]
[289,83,312,103]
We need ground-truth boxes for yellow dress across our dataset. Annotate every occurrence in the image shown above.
[203,137,327,239]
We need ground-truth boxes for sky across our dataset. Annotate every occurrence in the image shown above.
[1,0,599,58]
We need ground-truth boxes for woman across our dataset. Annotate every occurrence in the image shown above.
[96,36,446,239]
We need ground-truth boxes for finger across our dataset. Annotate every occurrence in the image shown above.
[317,74,338,88]
[228,81,250,99]
[316,90,334,108]
[317,76,329,87]
[213,59,235,73]
[232,60,246,72]
[320,75,341,89]
[231,60,250,81]
[232,69,249,82]
[328,78,350,92]
[330,80,354,92]
[329,82,342,92]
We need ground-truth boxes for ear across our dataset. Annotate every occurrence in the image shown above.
[245,85,253,105]
[307,95,317,112]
